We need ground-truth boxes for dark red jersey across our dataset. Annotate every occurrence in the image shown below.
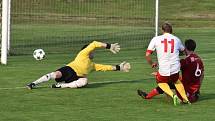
[180,53,204,96]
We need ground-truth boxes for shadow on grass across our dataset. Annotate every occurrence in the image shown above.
[86,79,143,88]
[198,93,215,102]
[30,78,153,89]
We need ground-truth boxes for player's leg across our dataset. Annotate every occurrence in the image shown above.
[52,78,88,88]
[171,73,190,103]
[156,73,174,98]
[26,71,60,89]
[33,71,60,85]
[167,83,184,101]
[26,66,74,90]
[51,66,86,88]
[147,87,164,99]
[137,89,148,98]
[157,83,174,98]
[157,82,182,105]
[188,91,200,103]
[137,87,164,99]
[158,83,180,106]
[174,80,190,103]
[156,73,180,105]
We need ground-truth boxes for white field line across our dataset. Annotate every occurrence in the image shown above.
[0,75,214,90]
[0,80,140,90]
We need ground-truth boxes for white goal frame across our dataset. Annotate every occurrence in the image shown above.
[1,0,159,64]
[155,0,159,37]
[1,0,11,65]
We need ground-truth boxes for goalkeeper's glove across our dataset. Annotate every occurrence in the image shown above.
[106,43,120,54]
[116,61,131,72]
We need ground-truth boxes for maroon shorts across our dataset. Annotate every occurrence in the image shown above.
[156,72,179,83]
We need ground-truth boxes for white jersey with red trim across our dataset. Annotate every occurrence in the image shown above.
[147,33,184,76]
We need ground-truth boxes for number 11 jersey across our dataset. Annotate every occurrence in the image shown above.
[147,33,185,76]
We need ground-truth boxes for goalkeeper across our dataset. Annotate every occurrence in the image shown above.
[26,41,131,89]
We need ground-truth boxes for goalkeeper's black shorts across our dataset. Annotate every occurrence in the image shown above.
[55,66,81,83]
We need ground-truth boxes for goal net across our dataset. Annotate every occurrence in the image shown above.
[8,0,156,55]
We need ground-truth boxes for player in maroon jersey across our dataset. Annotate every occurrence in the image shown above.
[138,39,204,103]
[179,39,204,102]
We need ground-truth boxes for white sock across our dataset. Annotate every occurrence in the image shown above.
[33,72,56,85]
[59,78,88,88]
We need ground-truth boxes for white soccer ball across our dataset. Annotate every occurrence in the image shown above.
[33,49,45,60]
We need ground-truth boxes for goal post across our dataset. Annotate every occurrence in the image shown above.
[155,0,159,37]
[1,0,159,64]
[1,0,11,65]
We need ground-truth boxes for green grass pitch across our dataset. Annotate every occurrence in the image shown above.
[0,28,215,121]
[1,0,215,120]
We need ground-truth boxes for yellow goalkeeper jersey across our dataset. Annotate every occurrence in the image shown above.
[67,41,113,77]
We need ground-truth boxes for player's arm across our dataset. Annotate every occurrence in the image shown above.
[180,59,186,70]
[94,62,131,72]
[178,38,185,56]
[80,41,120,56]
[180,57,191,70]
[146,38,157,68]
[146,50,157,68]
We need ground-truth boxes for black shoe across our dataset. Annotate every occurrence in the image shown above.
[51,84,61,88]
[137,89,148,99]
[26,83,36,90]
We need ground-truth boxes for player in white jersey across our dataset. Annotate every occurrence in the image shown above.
[147,31,184,76]
[144,22,190,105]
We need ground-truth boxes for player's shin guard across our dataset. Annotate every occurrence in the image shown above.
[60,78,88,88]
[33,72,56,85]
[158,83,174,98]
[174,80,190,103]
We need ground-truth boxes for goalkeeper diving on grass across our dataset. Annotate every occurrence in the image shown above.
[26,41,131,89]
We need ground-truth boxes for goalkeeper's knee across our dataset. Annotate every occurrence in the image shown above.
[46,72,57,80]
[63,78,88,88]
[75,78,88,88]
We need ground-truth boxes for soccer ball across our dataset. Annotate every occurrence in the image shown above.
[33,49,45,60]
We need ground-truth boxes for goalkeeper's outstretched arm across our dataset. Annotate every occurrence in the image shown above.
[80,41,121,56]
[94,62,131,72]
